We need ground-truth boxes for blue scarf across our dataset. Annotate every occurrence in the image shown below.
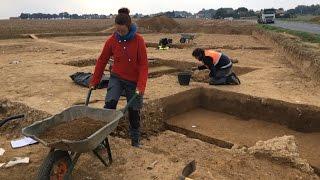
[116,24,137,42]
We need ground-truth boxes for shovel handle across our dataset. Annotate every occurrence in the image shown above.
[121,93,139,114]
[85,88,93,106]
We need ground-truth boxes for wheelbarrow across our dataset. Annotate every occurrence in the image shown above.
[22,88,138,180]
[180,34,195,44]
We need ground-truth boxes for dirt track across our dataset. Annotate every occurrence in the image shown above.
[0,19,320,179]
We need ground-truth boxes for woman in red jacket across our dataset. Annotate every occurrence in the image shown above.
[90,8,148,147]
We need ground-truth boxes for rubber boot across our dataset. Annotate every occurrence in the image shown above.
[226,73,241,85]
[209,77,227,85]
[128,109,141,147]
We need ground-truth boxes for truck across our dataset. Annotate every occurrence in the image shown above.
[258,9,276,24]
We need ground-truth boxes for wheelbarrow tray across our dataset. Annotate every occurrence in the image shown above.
[180,34,195,39]
[22,105,124,153]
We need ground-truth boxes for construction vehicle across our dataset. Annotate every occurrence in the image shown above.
[257,9,276,24]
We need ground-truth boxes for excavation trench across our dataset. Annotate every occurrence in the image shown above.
[61,57,258,81]
[154,88,320,172]
[13,57,319,171]
[2,85,320,173]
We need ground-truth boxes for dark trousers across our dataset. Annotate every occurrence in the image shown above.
[104,74,143,142]
[210,66,232,85]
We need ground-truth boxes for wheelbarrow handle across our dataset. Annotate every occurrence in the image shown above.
[85,87,138,113]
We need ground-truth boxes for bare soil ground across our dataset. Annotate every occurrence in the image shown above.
[0,19,319,179]
[0,131,318,180]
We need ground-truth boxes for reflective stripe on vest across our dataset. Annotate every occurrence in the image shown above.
[205,50,222,65]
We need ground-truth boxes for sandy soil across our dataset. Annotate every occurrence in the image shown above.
[39,117,105,142]
[167,108,320,168]
[0,28,319,179]
[0,131,318,180]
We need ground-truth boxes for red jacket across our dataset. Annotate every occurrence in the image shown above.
[90,33,148,93]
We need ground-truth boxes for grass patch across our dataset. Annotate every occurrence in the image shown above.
[257,24,320,43]
[279,15,320,24]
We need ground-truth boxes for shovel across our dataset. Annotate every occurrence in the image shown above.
[179,160,196,180]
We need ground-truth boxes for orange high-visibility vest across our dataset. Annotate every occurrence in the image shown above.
[205,50,222,65]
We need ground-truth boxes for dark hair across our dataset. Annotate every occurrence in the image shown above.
[118,8,130,14]
[192,48,205,60]
[115,8,131,28]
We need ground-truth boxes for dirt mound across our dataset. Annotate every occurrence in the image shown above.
[175,18,255,35]
[137,16,181,33]
[0,99,50,138]
[39,117,105,142]
[232,135,314,174]
[192,70,210,83]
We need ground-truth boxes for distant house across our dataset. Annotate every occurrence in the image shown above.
[224,17,234,21]
[276,8,285,17]
[255,10,261,15]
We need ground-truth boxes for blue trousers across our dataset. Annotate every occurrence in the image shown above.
[104,74,143,142]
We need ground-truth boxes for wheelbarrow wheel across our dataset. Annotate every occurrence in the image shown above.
[180,37,186,44]
[37,150,73,180]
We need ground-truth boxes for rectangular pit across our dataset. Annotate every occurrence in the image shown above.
[155,88,320,170]
[62,58,96,67]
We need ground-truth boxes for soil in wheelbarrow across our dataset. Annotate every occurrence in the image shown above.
[39,117,105,143]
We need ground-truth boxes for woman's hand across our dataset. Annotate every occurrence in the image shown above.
[136,90,144,96]
[90,85,97,90]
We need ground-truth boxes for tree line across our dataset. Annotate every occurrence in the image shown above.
[19,12,110,19]
[196,4,320,19]
[287,4,320,15]
[17,4,320,20]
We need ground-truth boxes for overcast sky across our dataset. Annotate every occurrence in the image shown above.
[1,0,319,19]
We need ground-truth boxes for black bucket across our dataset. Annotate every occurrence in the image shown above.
[178,72,192,86]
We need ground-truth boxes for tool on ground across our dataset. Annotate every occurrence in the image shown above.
[179,160,196,180]
[0,148,5,156]
[5,157,30,168]
[0,114,25,128]
[147,160,159,170]
[11,137,38,149]
[22,88,138,179]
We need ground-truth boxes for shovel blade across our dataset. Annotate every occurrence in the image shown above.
[182,160,196,177]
